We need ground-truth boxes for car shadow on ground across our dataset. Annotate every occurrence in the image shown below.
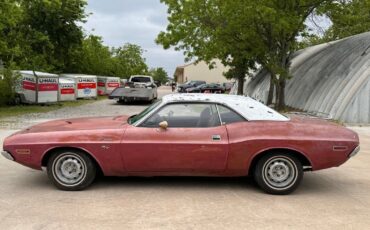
[16,170,340,195]
[94,176,256,190]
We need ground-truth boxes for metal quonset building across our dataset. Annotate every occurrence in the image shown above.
[244,32,370,124]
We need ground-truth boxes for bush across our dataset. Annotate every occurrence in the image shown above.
[0,69,18,106]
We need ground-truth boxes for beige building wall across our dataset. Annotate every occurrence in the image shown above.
[175,60,229,84]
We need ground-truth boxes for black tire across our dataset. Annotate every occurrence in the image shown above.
[47,150,96,191]
[253,152,303,195]
[14,95,22,105]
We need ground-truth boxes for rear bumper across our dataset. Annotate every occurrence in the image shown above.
[110,96,151,102]
[1,150,14,161]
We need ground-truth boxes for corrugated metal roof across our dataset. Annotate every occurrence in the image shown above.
[243,31,370,124]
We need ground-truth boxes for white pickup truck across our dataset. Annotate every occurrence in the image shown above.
[109,75,158,103]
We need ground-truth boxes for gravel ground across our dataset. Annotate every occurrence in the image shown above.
[1,87,370,229]
[0,86,173,130]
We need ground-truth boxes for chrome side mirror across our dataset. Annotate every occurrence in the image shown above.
[159,121,168,130]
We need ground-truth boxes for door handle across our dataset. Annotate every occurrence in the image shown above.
[212,135,221,141]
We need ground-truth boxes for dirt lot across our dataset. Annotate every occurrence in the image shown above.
[0,87,369,229]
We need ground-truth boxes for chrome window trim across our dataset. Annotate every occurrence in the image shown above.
[132,100,166,127]
[216,104,224,125]
[133,101,248,127]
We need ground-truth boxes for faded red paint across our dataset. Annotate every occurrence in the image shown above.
[2,114,359,177]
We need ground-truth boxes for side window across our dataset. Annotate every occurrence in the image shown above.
[217,105,246,124]
[141,103,221,128]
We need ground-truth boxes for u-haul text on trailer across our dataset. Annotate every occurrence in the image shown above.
[77,78,96,97]
[58,78,76,101]
[61,74,97,99]
[16,71,59,104]
[97,76,120,95]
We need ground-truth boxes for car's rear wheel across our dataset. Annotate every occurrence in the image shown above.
[254,153,303,195]
[47,150,96,191]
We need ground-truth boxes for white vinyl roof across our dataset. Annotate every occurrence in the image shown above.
[162,94,289,121]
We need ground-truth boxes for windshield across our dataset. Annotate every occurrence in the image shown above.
[131,77,151,83]
[128,100,162,124]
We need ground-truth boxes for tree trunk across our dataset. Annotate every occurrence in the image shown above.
[275,78,286,111]
[267,73,275,105]
[237,76,244,95]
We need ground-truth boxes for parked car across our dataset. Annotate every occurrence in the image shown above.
[2,94,360,194]
[186,83,225,93]
[177,80,206,93]
[154,81,161,87]
[222,82,234,92]
[109,75,158,103]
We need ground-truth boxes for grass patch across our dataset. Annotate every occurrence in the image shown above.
[0,96,107,119]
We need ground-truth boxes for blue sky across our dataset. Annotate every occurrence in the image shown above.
[83,0,185,77]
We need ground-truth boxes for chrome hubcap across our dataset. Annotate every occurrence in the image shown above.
[263,157,297,190]
[52,154,87,186]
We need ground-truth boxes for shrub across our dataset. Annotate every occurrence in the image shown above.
[0,69,18,106]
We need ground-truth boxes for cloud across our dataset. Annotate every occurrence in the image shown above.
[83,0,186,76]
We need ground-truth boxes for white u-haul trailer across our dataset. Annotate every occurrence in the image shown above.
[15,71,59,104]
[97,76,121,95]
[58,77,76,101]
[60,74,98,99]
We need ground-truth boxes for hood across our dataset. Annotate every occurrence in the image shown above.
[18,115,129,134]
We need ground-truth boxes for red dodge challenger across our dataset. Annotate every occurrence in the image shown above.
[2,94,360,194]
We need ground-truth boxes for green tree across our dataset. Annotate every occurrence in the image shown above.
[157,0,331,110]
[0,0,24,69]
[322,0,370,40]
[74,35,113,75]
[0,67,19,106]
[19,0,87,72]
[247,0,331,109]
[299,0,370,49]
[149,67,168,84]
[156,0,257,95]
[111,43,148,78]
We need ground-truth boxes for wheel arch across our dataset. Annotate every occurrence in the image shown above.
[248,148,312,176]
[41,147,104,175]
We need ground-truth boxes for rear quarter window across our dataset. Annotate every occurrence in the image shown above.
[218,105,246,124]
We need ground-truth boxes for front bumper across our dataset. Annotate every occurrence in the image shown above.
[1,150,14,161]
[349,146,360,158]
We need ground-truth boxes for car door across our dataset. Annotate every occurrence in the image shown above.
[121,103,229,173]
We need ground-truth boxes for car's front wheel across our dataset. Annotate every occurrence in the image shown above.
[254,153,303,195]
[47,150,96,191]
